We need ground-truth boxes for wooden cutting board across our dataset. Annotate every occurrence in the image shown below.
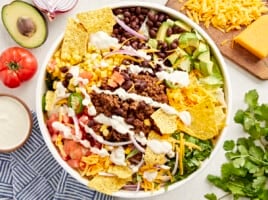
[166,0,268,80]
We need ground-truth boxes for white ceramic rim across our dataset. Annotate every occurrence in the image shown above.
[36,1,232,198]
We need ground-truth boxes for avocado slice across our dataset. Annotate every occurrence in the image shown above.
[174,20,192,32]
[1,0,48,48]
[179,32,200,49]
[156,21,171,41]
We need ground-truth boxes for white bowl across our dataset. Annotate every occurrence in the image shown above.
[36,2,232,198]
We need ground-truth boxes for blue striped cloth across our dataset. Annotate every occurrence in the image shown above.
[0,112,113,200]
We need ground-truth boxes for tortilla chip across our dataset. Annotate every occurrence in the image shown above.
[88,175,128,194]
[144,131,168,166]
[151,108,178,134]
[76,7,116,34]
[107,165,133,179]
[147,130,169,140]
[215,106,226,130]
[144,147,166,166]
[61,18,88,64]
[167,84,209,111]
[178,97,218,140]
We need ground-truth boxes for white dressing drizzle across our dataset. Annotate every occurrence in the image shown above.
[110,146,126,166]
[147,139,174,158]
[156,70,190,87]
[90,31,119,50]
[92,86,179,116]
[79,87,97,116]
[94,114,133,135]
[143,171,158,182]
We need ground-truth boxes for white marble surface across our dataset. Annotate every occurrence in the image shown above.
[1,0,268,200]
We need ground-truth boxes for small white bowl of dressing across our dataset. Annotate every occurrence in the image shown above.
[0,94,33,152]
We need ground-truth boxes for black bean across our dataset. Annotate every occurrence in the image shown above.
[65,72,73,80]
[149,29,157,38]
[148,12,155,21]
[124,17,130,24]
[166,27,173,36]
[62,79,69,88]
[173,26,183,33]
[136,7,141,14]
[122,80,132,90]
[157,52,166,59]
[114,108,124,116]
[113,8,123,15]
[125,117,135,124]
[138,101,146,109]
[121,72,130,80]
[141,60,150,68]
[135,80,147,90]
[60,66,68,73]
[141,8,148,14]
[124,11,131,18]
[156,21,162,27]
[158,13,165,22]
[131,41,138,49]
[170,41,178,49]
[146,20,154,27]
[138,14,145,21]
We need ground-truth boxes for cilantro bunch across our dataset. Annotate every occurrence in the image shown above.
[205,90,268,200]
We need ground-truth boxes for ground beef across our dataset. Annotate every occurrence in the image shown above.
[91,91,155,135]
[90,72,167,139]
[128,73,168,103]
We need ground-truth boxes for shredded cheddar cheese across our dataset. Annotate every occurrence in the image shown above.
[181,0,268,32]
[179,133,185,175]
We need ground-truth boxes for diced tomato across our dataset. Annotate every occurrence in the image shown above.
[46,113,59,135]
[51,133,58,142]
[107,79,118,88]
[62,114,71,123]
[63,140,87,160]
[79,71,93,81]
[112,71,125,85]
[67,159,80,169]
[107,71,125,87]
[69,147,83,160]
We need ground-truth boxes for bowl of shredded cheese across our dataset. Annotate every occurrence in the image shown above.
[36,1,232,198]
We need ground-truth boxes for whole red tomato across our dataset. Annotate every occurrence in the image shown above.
[0,47,38,88]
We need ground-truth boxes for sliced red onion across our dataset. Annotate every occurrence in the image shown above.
[123,184,139,191]
[104,49,150,61]
[129,132,145,153]
[98,172,115,177]
[172,151,179,175]
[136,181,141,192]
[137,157,144,169]
[32,0,78,21]
[114,16,148,41]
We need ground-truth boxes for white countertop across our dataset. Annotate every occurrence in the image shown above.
[1,0,268,199]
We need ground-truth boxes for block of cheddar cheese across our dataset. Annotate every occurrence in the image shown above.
[234,15,268,59]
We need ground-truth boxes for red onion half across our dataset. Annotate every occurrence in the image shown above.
[32,0,78,21]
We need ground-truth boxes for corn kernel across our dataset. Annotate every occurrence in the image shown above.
[144,119,151,126]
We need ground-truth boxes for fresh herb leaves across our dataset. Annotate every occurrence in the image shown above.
[205,90,268,200]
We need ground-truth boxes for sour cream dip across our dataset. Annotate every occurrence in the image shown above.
[0,94,32,152]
